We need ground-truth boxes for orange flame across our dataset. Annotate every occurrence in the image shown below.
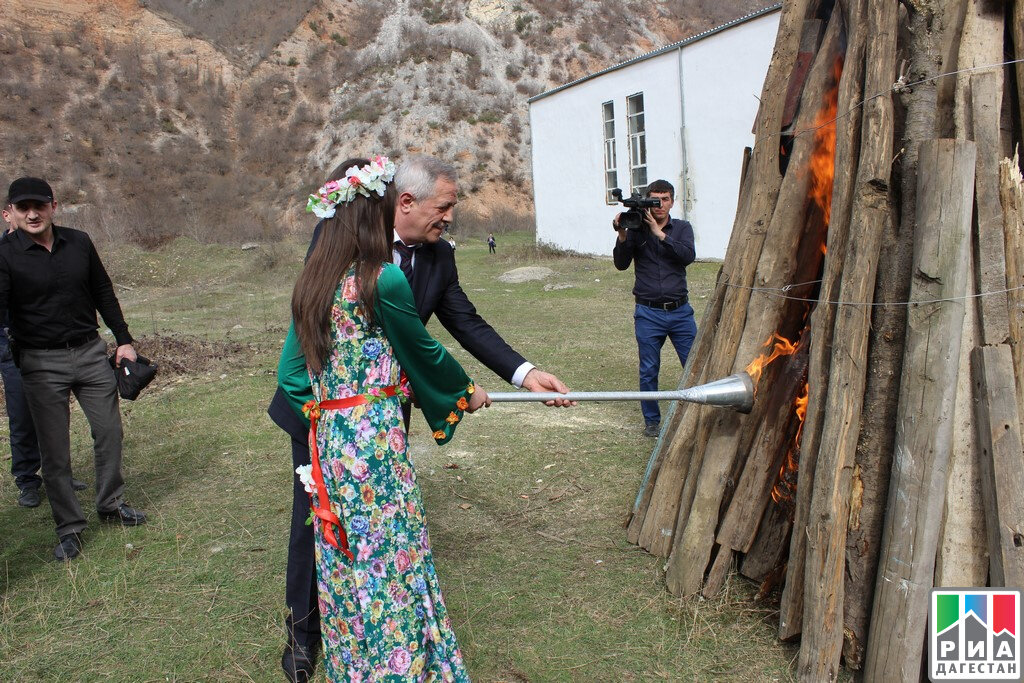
[744,333,799,386]
[771,382,809,506]
[808,57,841,226]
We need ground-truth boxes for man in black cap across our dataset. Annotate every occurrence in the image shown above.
[0,201,87,507]
[0,177,146,561]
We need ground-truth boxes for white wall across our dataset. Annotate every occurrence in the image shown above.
[680,12,779,258]
[529,9,779,260]
[529,52,683,257]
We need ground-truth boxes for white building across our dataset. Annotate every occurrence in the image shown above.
[528,5,781,260]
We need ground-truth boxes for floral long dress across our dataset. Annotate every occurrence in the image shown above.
[282,263,475,682]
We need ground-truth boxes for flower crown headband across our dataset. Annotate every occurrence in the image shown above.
[306,155,397,219]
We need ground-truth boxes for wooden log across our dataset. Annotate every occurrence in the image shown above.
[999,155,1024,440]
[664,7,845,597]
[1011,0,1024,139]
[972,345,1024,588]
[930,0,993,592]
[934,248,987,590]
[795,2,898,675]
[841,202,914,670]
[776,0,868,639]
[631,0,814,557]
[952,0,1003,144]
[717,341,808,552]
[863,138,976,683]
[740,501,792,584]
[702,545,734,598]
[971,71,1010,344]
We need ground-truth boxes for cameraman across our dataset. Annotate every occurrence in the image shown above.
[612,179,696,437]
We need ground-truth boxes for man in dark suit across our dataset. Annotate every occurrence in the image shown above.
[269,155,572,681]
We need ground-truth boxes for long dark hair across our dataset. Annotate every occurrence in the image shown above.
[292,158,396,374]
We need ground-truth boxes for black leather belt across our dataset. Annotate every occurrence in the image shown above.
[22,331,99,350]
[636,295,688,311]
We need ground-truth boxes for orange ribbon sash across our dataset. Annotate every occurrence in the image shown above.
[303,382,405,563]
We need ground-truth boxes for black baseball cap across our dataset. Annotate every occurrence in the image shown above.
[7,177,54,205]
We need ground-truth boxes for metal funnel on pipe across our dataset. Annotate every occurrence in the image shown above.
[487,371,755,414]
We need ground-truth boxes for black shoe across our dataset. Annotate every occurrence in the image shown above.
[98,503,147,526]
[644,422,660,438]
[71,478,87,491]
[17,487,40,508]
[281,641,318,683]
[54,533,83,561]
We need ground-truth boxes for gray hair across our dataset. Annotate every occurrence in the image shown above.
[395,155,457,200]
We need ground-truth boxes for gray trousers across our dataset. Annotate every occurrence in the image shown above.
[19,337,124,538]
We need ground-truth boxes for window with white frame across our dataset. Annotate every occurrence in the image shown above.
[602,101,618,203]
[626,92,647,193]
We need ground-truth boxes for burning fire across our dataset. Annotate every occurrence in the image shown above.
[808,57,842,226]
[744,332,799,386]
[771,383,808,506]
[756,58,843,513]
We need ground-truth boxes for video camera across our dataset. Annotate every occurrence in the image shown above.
[611,188,661,231]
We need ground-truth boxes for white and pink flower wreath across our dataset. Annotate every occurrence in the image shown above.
[305,155,397,219]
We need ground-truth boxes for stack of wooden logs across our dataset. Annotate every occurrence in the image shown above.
[627,0,1024,678]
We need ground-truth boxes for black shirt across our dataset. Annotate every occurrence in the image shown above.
[0,226,132,348]
[612,218,696,302]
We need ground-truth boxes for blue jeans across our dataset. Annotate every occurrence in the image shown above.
[0,332,42,491]
[634,303,697,425]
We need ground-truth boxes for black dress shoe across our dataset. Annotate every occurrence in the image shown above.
[17,487,41,508]
[71,478,88,491]
[55,533,83,561]
[281,641,318,683]
[98,503,147,526]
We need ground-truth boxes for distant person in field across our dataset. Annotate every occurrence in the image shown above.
[0,202,86,508]
[613,179,696,438]
[0,177,146,561]
[268,154,572,682]
[487,233,496,254]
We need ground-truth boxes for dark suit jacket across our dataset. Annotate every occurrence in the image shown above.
[267,224,526,442]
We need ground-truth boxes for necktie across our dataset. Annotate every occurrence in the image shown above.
[395,242,415,281]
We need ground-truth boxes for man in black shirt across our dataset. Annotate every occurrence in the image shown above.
[0,202,87,508]
[0,177,146,561]
[613,179,697,437]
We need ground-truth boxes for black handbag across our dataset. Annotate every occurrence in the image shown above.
[108,354,158,400]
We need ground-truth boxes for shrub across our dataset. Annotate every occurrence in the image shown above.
[340,93,385,123]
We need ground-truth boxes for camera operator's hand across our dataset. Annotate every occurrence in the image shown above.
[644,209,666,241]
[613,213,627,242]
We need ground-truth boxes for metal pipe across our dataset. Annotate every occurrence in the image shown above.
[487,372,755,414]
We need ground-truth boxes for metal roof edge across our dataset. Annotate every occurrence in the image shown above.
[527,3,783,105]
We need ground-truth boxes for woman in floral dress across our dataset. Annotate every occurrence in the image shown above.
[279,157,488,682]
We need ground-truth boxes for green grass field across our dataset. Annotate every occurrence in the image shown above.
[0,231,800,681]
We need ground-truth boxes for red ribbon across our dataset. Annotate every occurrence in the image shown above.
[303,381,405,563]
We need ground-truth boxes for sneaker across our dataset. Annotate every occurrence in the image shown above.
[644,422,660,438]
[17,487,41,508]
[71,478,87,491]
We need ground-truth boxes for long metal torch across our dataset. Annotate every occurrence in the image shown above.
[487,372,755,414]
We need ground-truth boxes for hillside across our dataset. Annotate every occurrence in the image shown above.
[0,0,772,244]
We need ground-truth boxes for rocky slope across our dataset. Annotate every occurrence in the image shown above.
[0,0,771,243]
